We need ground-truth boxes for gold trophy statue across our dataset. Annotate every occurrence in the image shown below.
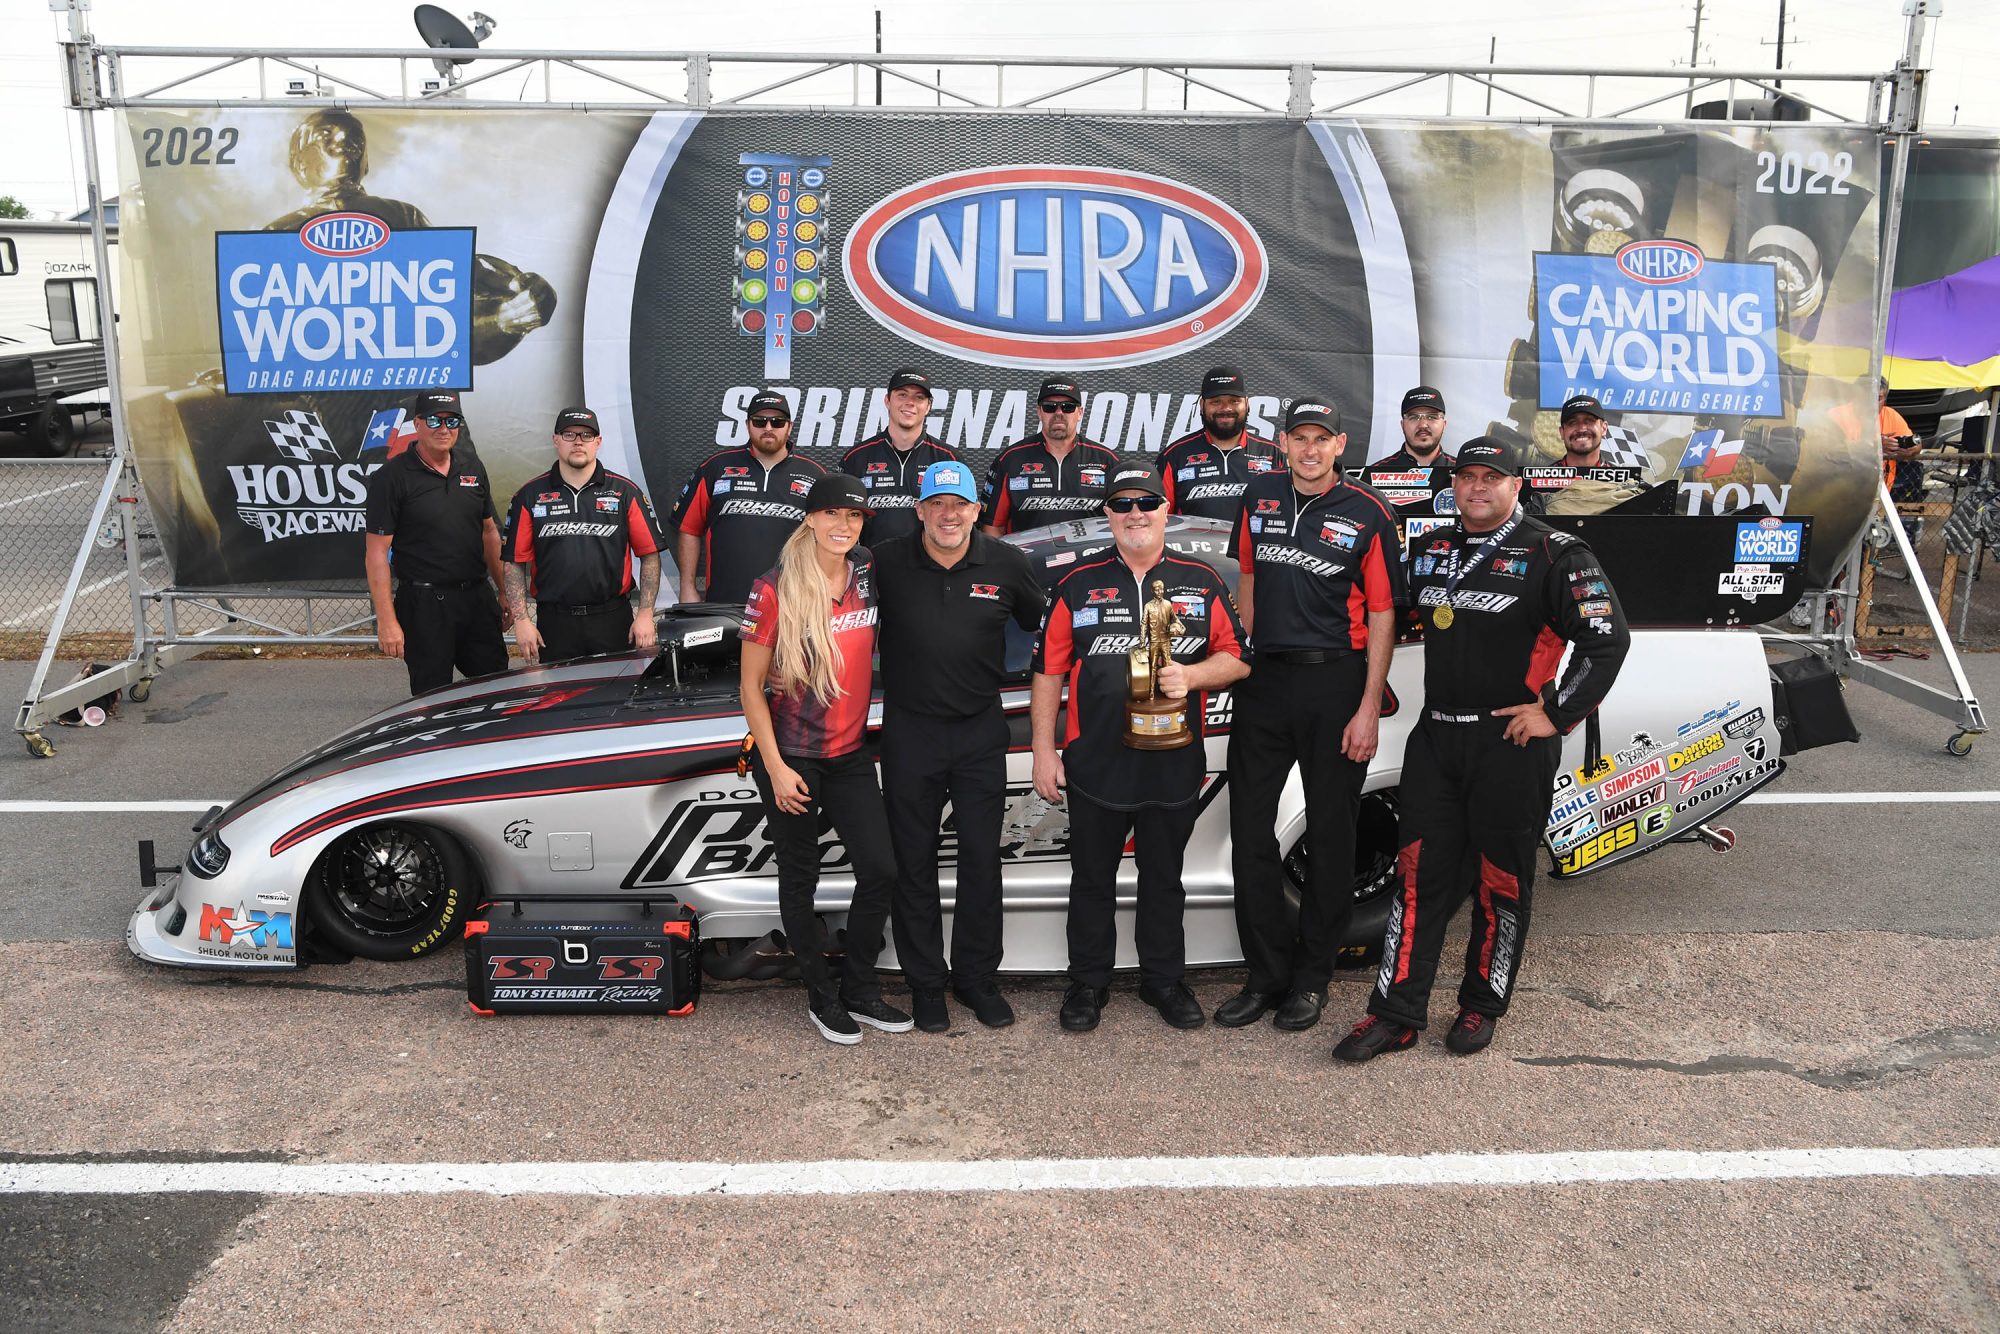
[1124,579,1193,750]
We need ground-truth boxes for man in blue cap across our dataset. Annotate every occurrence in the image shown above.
[872,461,1047,1032]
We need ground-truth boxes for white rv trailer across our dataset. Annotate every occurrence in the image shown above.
[0,219,116,455]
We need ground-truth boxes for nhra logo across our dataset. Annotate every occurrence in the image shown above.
[298,212,390,257]
[843,165,1268,370]
[1614,239,1704,285]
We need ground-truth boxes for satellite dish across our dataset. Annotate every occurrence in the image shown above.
[413,6,495,81]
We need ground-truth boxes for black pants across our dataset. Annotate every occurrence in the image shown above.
[880,704,1009,992]
[1065,791,1198,990]
[537,601,632,664]
[751,747,898,1006]
[395,583,508,696]
[1369,717,1561,1029]
[1226,654,1368,994]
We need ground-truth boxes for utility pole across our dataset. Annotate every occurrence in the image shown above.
[1775,0,1787,88]
[1484,36,1495,115]
[874,9,883,106]
[1683,0,1704,117]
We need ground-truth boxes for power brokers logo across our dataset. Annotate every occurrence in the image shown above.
[215,213,474,395]
[844,166,1268,370]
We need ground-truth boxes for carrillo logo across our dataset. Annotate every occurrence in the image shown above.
[1614,239,1705,286]
[844,165,1268,369]
[298,212,391,258]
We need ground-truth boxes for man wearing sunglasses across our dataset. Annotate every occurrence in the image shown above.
[1219,399,1404,1034]
[363,389,512,695]
[839,367,959,547]
[1160,366,1286,521]
[501,407,666,664]
[670,388,827,604]
[1031,458,1249,1033]
[980,377,1121,536]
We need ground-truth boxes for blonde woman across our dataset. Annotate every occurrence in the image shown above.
[738,474,911,1045]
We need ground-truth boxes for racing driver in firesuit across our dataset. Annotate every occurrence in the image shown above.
[1333,438,1630,1061]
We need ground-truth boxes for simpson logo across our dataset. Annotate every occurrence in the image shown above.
[1599,757,1666,800]
[215,216,474,395]
[843,165,1269,370]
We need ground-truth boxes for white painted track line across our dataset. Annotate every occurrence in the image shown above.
[6,1147,1998,1198]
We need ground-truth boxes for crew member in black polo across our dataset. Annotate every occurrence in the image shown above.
[363,389,511,695]
[1372,386,1455,471]
[874,460,1045,1034]
[1219,398,1404,1033]
[1334,439,1629,1061]
[840,367,957,546]
[980,377,1121,535]
[1031,457,1249,1033]
[1161,365,1285,521]
[671,389,827,604]
[502,406,665,664]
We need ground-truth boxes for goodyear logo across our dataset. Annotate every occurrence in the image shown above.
[844,165,1268,370]
[1614,239,1705,286]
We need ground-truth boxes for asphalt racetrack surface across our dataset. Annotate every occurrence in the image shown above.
[1,651,1997,1331]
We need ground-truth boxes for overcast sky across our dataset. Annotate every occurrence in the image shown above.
[4,0,1997,217]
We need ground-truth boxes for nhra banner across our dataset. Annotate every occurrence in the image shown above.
[113,108,1881,586]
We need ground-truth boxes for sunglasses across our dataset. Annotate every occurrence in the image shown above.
[1106,494,1166,513]
[557,431,599,443]
[1039,400,1080,414]
[748,415,789,428]
[420,414,463,430]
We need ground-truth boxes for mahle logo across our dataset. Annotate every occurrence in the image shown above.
[844,165,1268,369]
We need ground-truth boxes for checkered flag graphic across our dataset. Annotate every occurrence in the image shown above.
[262,410,337,462]
[1597,422,1649,472]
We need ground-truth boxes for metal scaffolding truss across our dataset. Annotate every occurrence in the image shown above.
[65,44,1896,127]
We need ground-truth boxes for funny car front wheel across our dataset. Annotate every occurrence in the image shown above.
[305,821,475,961]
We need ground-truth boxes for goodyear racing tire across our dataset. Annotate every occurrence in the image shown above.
[304,821,474,961]
[1280,787,1399,968]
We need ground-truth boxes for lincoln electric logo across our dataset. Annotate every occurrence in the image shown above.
[844,165,1268,369]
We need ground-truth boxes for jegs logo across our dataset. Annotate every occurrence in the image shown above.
[843,165,1268,370]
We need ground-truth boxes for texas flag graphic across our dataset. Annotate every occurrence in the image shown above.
[362,408,420,459]
[1676,429,1745,480]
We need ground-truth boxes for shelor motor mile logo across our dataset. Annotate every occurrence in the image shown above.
[843,165,1268,370]
[215,215,475,395]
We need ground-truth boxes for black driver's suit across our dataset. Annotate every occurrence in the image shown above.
[1369,509,1630,1028]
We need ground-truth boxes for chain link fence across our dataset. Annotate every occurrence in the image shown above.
[1855,448,1999,649]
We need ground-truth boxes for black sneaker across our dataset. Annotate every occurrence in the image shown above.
[911,989,950,1033]
[1445,1009,1498,1055]
[1059,982,1109,1032]
[952,982,1016,1029]
[1273,988,1327,1031]
[809,997,861,1046]
[842,994,915,1033]
[1331,1014,1418,1063]
[1139,982,1206,1030]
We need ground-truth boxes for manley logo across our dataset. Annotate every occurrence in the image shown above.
[843,165,1268,369]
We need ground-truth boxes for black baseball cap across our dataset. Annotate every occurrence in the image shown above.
[746,389,793,422]
[1104,457,1167,500]
[1201,366,1248,398]
[1401,386,1446,415]
[1283,399,1342,433]
[1559,394,1609,424]
[804,473,873,515]
[887,367,933,398]
[411,389,462,417]
[1037,377,1083,406]
[1452,437,1521,476]
[553,406,600,435]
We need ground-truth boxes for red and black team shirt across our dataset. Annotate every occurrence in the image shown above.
[1231,474,1406,653]
[839,432,957,546]
[1160,429,1285,522]
[980,435,1122,534]
[1032,551,1245,810]
[1409,511,1630,731]
[502,463,662,606]
[739,555,878,759]
[670,448,827,604]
